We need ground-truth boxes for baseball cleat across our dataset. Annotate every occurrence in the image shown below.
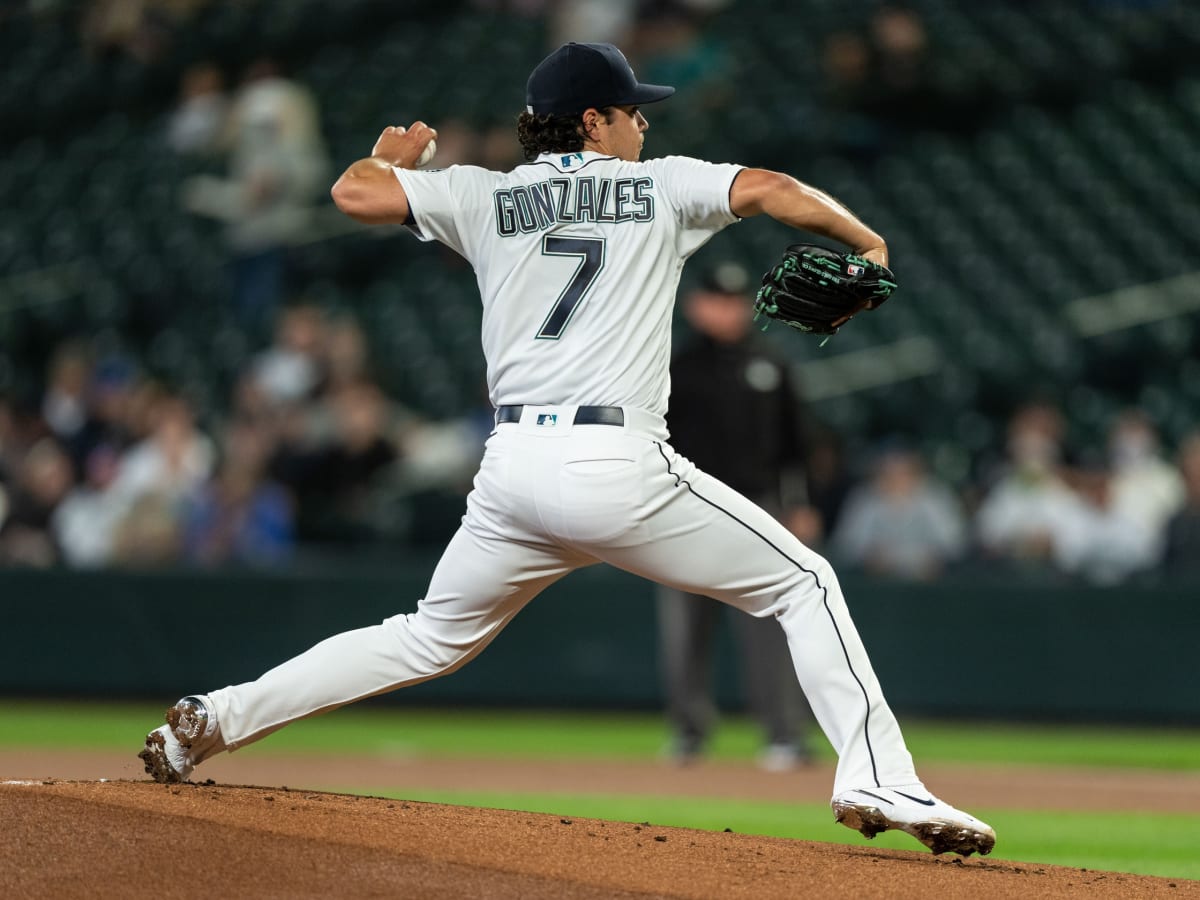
[832,786,996,857]
[138,695,224,784]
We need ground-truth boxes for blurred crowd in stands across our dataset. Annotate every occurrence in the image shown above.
[823,401,1200,585]
[2,319,1199,583]
[2,0,1195,583]
[69,0,967,161]
[172,55,328,338]
[0,308,490,570]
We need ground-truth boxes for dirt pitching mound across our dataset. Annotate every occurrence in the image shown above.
[0,781,1191,899]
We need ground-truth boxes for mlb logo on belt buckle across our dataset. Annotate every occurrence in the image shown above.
[536,413,558,426]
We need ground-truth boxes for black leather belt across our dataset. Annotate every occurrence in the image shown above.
[496,405,625,426]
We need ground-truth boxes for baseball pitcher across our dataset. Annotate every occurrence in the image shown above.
[139,42,994,858]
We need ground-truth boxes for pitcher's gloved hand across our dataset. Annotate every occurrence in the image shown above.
[754,243,897,336]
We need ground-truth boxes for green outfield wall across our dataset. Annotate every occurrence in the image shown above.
[2,562,1197,722]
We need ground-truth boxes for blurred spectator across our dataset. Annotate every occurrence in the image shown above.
[977,402,1156,583]
[831,442,967,580]
[77,356,141,453]
[122,380,171,446]
[658,262,813,770]
[1054,456,1157,584]
[320,314,371,395]
[52,443,123,567]
[1162,433,1200,576]
[867,5,933,125]
[111,494,184,566]
[249,304,326,407]
[871,6,929,94]
[100,395,214,567]
[0,401,52,517]
[976,402,1076,566]
[166,61,229,156]
[182,58,328,336]
[42,344,145,481]
[269,380,399,543]
[229,369,281,435]
[183,420,293,567]
[1107,409,1185,556]
[109,394,215,508]
[41,342,92,464]
[0,439,73,567]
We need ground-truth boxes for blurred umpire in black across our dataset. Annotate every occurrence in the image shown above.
[659,261,816,770]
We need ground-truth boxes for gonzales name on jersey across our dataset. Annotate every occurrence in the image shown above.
[394,151,742,416]
[494,157,654,236]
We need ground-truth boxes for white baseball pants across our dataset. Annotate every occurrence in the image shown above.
[207,406,918,796]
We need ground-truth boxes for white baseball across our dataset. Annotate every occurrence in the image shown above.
[417,139,437,168]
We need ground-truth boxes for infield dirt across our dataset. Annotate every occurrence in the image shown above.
[2,777,1197,899]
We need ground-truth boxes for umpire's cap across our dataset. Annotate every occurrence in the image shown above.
[526,42,675,117]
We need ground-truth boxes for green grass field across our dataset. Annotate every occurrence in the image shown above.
[3,700,1198,880]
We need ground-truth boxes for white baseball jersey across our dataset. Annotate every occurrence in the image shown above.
[201,148,923,806]
[394,152,742,416]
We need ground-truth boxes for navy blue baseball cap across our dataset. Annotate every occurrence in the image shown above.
[525,42,675,116]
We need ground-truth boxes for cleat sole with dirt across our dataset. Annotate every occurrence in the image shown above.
[138,730,183,784]
[833,800,995,857]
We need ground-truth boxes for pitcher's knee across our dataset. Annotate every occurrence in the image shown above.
[383,611,486,674]
[771,551,840,607]
[803,550,839,588]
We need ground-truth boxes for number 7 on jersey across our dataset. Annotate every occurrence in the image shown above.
[536,236,606,339]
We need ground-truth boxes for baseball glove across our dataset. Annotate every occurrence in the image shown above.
[753,243,897,338]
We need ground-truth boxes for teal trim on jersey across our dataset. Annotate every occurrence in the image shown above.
[535,235,607,339]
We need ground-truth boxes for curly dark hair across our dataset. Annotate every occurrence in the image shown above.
[516,108,613,161]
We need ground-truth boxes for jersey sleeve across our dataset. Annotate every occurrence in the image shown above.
[643,156,744,258]
[393,165,491,260]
